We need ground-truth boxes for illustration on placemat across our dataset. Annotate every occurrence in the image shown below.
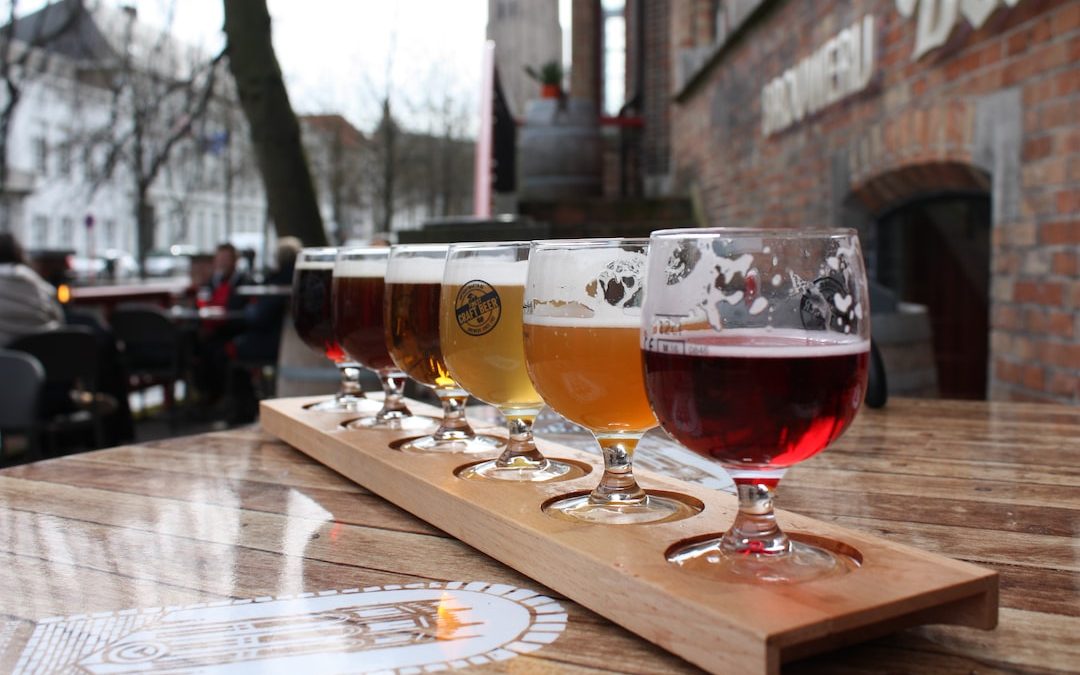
[10,582,567,674]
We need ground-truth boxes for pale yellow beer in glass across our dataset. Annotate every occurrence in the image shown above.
[440,242,577,482]
[442,283,541,414]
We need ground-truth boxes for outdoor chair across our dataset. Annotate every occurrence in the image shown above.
[0,349,45,464]
[7,327,110,453]
[110,304,186,426]
[866,340,888,409]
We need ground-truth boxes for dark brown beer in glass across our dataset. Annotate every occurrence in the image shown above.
[292,265,345,363]
[333,274,393,371]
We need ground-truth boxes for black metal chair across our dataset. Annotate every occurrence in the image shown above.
[8,327,109,452]
[0,349,45,464]
[866,340,888,409]
[110,304,186,426]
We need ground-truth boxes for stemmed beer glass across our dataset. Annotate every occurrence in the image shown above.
[291,247,378,413]
[332,247,435,430]
[440,242,577,481]
[641,228,870,582]
[523,239,698,524]
[385,244,504,454]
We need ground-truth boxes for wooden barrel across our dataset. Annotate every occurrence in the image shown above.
[518,98,602,200]
[872,302,939,398]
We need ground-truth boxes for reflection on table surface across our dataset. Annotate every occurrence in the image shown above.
[0,398,1075,673]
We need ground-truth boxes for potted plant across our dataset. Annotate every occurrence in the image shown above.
[524,61,563,99]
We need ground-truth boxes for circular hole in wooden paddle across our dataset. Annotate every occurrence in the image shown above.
[540,489,703,525]
[453,458,592,483]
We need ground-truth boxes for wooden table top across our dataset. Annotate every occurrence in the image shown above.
[0,398,1076,674]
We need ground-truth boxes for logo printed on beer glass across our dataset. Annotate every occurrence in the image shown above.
[455,280,502,337]
[585,257,645,308]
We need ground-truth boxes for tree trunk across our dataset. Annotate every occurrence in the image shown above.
[222,0,326,247]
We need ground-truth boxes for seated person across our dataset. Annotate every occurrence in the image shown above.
[195,243,253,403]
[202,242,252,317]
[1,233,132,447]
[234,237,300,364]
[228,237,301,424]
[0,233,64,346]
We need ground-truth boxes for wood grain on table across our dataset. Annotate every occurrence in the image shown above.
[0,399,1076,674]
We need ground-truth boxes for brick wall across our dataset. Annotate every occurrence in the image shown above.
[669,0,1079,403]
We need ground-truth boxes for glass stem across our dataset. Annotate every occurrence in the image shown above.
[432,392,476,441]
[494,415,546,468]
[338,363,364,398]
[721,479,792,556]
[376,369,412,420]
[589,434,647,506]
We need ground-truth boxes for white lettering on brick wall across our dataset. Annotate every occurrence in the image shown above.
[761,15,876,137]
[897,0,1024,60]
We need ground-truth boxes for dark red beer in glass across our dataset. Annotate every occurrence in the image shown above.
[643,331,868,471]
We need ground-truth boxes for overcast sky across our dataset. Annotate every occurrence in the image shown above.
[25,0,494,134]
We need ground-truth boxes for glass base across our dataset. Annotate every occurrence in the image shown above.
[544,492,699,525]
[458,457,582,482]
[305,394,381,413]
[666,536,855,583]
[346,414,439,431]
[398,433,505,455]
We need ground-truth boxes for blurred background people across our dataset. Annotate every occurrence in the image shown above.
[0,233,64,346]
[204,242,252,313]
[228,237,302,423]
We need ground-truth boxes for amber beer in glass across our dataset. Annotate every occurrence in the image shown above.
[523,320,657,433]
[641,227,870,583]
[385,244,503,454]
[332,247,432,430]
[523,238,698,524]
[291,247,374,413]
[440,242,576,481]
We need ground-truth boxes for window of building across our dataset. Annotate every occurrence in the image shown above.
[83,147,97,182]
[60,217,74,245]
[713,0,729,43]
[57,142,72,178]
[602,0,626,116]
[31,215,48,248]
[33,137,48,176]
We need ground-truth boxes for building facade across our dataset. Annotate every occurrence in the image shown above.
[659,0,1077,404]
[487,0,563,117]
[2,2,268,268]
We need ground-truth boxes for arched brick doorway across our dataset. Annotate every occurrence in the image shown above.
[849,161,993,400]
[875,193,991,399]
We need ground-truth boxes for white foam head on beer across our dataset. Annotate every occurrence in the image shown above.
[386,256,447,284]
[444,259,528,286]
[334,259,387,277]
[526,244,647,323]
[296,257,335,270]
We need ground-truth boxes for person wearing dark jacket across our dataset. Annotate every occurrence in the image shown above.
[227,237,301,423]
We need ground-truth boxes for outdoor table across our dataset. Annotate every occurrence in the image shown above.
[0,398,1075,673]
[67,280,191,310]
[166,305,249,323]
[236,284,292,297]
